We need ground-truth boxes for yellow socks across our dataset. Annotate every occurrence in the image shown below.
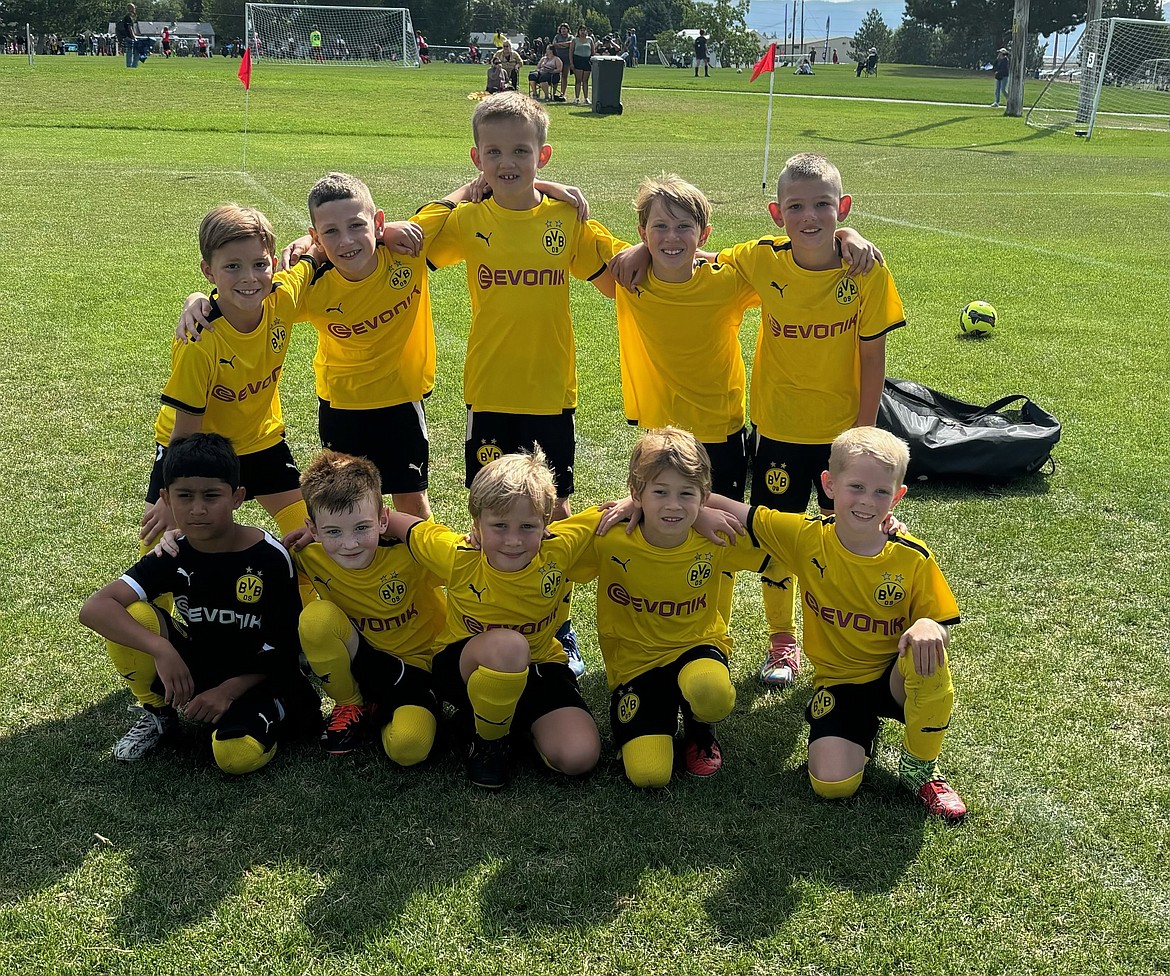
[466,665,527,740]
[212,733,275,775]
[380,705,437,766]
[761,571,797,635]
[105,602,167,709]
[898,650,954,764]
[677,657,736,724]
[298,601,362,705]
[621,735,674,788]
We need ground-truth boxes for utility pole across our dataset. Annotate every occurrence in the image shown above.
[1005,0,1030,116]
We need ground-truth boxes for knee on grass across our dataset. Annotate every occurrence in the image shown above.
[809,769,864,800]
[677,658,735,724]
[380,705,436,766]
[212,732,275,775]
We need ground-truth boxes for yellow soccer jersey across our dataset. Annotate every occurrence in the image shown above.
[747,506,960,685]
[717,238,905,444]
[301,205,449,410]
[614,259,758,441]
[570,523,769,689]
[424,195,620,414]
[294,540,447,671]
[405,508,604,664]
[153,260,314,454]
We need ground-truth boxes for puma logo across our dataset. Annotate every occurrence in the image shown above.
[313,575,332,590]
[468,582,487,601]
[257,711,276,735]
[218,355,237,367]
[319,672,332,684]
[633,286,643,297]
[610,556,631,571]
[921,721,951,733]
[120,671,136,681]
[176,567,194,585]
[770,281,787,296]
[326,303,344,314]
[475,231,493,246]
[285,463,298,470]
[407,461,425,475]
[810,558,827,578]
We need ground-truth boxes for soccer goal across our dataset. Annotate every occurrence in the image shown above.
[245,4,419,67]
[26,24,35,65]
[1026,18,1170,138]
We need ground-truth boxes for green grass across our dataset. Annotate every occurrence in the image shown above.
[1,55,1168,976]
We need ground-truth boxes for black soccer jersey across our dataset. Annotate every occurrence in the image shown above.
[120,531,300,686]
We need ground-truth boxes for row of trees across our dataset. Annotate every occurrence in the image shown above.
[850,0,1164,69]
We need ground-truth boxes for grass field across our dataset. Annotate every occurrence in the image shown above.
[1,55,1168,976]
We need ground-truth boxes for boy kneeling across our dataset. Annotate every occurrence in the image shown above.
[80,433,319,773]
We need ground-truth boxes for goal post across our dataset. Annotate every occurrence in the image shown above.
[244,4,419,68]
[1026,18,1170,138]
[27,24,35,65]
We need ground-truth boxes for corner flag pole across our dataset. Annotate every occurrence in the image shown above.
[238,46,253,172]
[751,43,779,192]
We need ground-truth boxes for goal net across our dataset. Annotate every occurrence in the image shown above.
[1026,18,1170,138]
[245,4,418,67]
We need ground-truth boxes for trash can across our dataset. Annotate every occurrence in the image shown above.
[591,55,624,114]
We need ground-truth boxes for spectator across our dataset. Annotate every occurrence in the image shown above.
[529,43,563,100]
[694,28,710,77]
[571,23,595,104]
[866,47,878,75]
[491,39,524,92]
[551,23,572,101]
[493,29,507,50]
[161,25,171,57]
[626,27,638,67]
[809,48,816,64]
[993,47,1009,107]
[486,60,511,93]
[117,3,139,68]
[795,56,813,75]
[832,48,839,64]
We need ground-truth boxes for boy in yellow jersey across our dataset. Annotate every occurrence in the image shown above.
[141,205,320,551]
[412,91,622,677]
[570,428,774,787]
[295,451,447,763]
[382,449,604,790]
[82,434,320,772]
[705,427,966,823]
[717,152,903,691]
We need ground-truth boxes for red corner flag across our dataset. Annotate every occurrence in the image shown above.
[238,47,252,89]
[750,42,776,82]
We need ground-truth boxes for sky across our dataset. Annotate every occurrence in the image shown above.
[744,0,911,42]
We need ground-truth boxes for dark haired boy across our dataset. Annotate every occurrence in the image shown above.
[80,433,319,772]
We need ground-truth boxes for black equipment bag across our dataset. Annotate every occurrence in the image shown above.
[876,378,1061,482]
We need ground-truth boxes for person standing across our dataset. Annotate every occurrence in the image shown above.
[694,29,709,77]
[571,24,595,104]
[626,27,638,67]
[832,48,839,64]
[551,22,572,100]
[993,47,1010,107]
[118,3,138,68]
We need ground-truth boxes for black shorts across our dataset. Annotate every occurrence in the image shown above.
[572,54,591,72]
[609,645,727,749]
[432,639,590,732]
[529,70,558,85]
[318,398,429,495]
[146,439,300,504]
[750,432,832,512]
[350,632,439,721]
[805,659,904,757]
[703,427,750,500]
[465,408,575,496]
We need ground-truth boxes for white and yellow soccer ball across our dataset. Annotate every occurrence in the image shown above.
[959,300,997,336]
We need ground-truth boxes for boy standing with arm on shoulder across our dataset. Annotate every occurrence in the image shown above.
[382,449,605,791]
[81,434,319,772]
[718,153,904,690]
[417,91,622,675]
[295,451,447,763]
[706,427,966,822]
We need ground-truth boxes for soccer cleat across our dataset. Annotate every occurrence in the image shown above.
[584,97,591,105]
[321,702,374,755]
[114,704,177,761]
[466,734,510,789]
[682,718,723,777]
[557,620,586,678]
[917,779,967,824]
[757,632,801,687]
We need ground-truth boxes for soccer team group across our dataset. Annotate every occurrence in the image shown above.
[79,90,967,822]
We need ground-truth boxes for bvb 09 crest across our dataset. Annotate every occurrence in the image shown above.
[269,323,287,354]
[542,225,567,255]
[687,553,713,589]
[765,463,790,495]
[476,442,502,467]
[835,277,859,306]
[616,690,640,724]
[388,263,412,289]
[540,564,562,598]
[379,576,407,605]
[236,573,263,604]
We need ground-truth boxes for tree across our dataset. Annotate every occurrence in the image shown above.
[906,0,1089,47]
[470,0,521,34]
[524,1,577,43]
[412,0,473,44]
[891,16,938,65]
[849,8,892,64]
[683,0,755,67]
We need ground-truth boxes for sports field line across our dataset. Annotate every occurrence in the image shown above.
[623,84,1004,109]
[859,210,1141,273]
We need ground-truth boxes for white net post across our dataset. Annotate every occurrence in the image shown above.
[27,24,35,65]
[245,4,418,67]
[1027,18,1170,137]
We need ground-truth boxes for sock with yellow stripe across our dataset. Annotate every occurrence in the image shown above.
[298,600,362,706]
[761,571,797,635]
[466,665,527,741]
[106,601,167,709]
[897,650,954,766]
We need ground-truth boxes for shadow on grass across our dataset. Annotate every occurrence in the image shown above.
[799,115,1061,152]
[0,683,927,949]
[903,468,1056,501]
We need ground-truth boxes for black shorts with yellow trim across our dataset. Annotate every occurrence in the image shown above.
[147,438,301,504]
[318,398,430,495]
[608,645,727,749]
[749,432,832,512]
[465,408,575,496]
[805,658,904,757]
[432,638,590,732]
[350,631,439,722]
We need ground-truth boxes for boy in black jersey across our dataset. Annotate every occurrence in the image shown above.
[81,434,319,773]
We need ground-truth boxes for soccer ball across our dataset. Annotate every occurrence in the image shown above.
[737,67,743,73]
[959,300,997,336]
